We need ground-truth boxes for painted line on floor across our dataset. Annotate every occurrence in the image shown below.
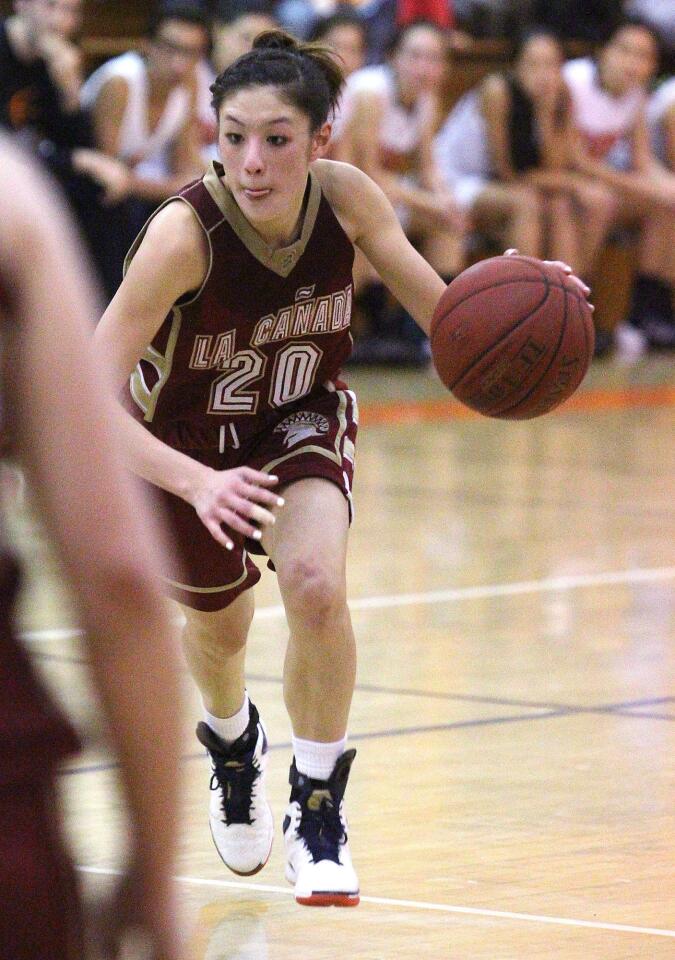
[19,565,675,637]
[254,565,675,621]
[77,866,675,937]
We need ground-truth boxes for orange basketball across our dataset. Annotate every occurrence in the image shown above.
[430,255,595,419]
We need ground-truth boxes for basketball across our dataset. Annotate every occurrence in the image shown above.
[430,255,595,419]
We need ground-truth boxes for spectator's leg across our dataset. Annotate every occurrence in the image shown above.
[567,180,617,279]
[631,205,675,347]
[543,190,580,268]
[472,183,543,258]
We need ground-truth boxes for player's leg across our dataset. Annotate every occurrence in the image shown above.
[263,477,355,741]
[261,477,360,906]
[183,592,274,876]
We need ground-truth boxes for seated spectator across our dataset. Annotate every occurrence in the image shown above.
[47,0,84,44]
[342,20,464,364]
[564,19,675,352]
[309,9,368,161]
[80,1,208,236]
[436,31,615,278]
[624,1,675,67]
[196,0,279,163]
[648,75,675,169]
[0,0,133,299]
[212,0,278,71]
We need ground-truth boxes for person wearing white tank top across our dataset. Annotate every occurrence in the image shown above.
[335,22,465,364]
[80,5,208,209]
[564,20,675,353]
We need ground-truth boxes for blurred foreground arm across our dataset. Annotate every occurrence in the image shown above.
[0,137,184,960]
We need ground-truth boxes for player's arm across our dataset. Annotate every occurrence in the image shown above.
[320,161,446,335]
[0,139,184,958]
[95,201,281,547]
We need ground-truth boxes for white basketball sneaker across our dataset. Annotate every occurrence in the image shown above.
[283,749,360,907]
[196,703,274,876]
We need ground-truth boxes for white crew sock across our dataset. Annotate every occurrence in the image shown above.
[204,692,250,745]
[292,734,347,781]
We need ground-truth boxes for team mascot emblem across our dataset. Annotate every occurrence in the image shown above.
[274,412,330,448]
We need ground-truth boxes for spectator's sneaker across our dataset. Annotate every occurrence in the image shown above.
[283,749,360,907]
[196,704,273,876]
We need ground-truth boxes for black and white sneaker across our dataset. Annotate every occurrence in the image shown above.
[196,704,273,876]
[283,749,359,907]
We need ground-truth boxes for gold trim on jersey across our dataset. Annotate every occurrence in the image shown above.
[123,195,217,308]
[130,305,183,421]
[202,161,322,278]
[164,553,251,594]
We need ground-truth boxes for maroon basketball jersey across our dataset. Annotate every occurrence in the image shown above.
[125,163,355,452]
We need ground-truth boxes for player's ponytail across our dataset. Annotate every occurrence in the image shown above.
[211,29,345,131]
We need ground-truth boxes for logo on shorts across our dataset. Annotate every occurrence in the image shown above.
[274,412,330,448]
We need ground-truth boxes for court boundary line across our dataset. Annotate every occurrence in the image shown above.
[20,564,675,642]
[77,866,675,938]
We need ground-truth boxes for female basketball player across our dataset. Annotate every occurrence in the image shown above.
[94,31,590,908]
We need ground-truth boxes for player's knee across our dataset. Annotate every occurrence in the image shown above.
[183,606,252,656]
[279,557,346,627]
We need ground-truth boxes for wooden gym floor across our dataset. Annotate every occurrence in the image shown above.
[13,354,674,959]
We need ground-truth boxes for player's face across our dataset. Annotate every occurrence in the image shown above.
[149,19,208,85]
[322,24,366,78]
[601,26,658,94]
[218,85,330,243]
[393,26,448,98]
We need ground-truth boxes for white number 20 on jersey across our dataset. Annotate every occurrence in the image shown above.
[208,342,323,415]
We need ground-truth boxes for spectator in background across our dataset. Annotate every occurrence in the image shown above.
[433,33,544,262]
[437,32,615,277]
[0,133,185,960]
[564,19,675,352]
[624,1,675,68]
[648,75,675,169]
[47,0,85,43]
[211,0,278,71]
[196,0,279,162]
[80,2,208,239]
[342,20,464,364]
[0,0,131,298]
[310,9,367,161]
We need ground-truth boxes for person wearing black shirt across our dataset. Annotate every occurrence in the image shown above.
[0,0,131,298]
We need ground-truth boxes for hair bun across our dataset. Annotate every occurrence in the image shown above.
[252,29,300,52]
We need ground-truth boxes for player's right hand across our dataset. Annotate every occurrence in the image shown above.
[191,466,284,549]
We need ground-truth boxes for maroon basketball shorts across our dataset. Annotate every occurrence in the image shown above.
[156,384,358,612]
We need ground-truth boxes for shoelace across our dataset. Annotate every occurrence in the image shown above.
[210,751,260,825]
[297,793,345,864]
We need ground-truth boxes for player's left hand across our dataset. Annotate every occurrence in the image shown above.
[504,249,594,310]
